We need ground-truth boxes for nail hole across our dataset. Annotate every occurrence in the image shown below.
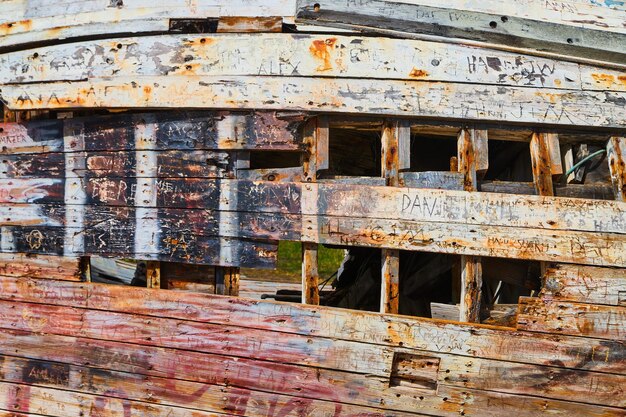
[117,43,122,49]
[567,38,574,44]
[32,52,39,58]
[489,21,497,28]
[313,3,321,11]
[501,16,508,22]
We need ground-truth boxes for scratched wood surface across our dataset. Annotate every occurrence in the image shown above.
[0,276,623,416]
[541,264,626,306]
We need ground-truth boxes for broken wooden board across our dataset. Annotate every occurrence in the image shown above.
[517,297,625,340]
[541,264,626,306]
[296,0,626,67]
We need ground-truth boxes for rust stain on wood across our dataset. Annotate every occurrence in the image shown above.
[309,37,337,72]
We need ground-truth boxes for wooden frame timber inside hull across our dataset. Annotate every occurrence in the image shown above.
[0,34,626,128]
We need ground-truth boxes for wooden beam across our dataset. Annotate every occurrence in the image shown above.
[530,132,561,274]
[607,136,626,201]
[530,132,560,196]
[457,128,487,323]
[380,120,402,314]
[302,118,319,304]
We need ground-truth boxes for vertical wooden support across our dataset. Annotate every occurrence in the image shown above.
[380,120,408,314]
[146,261,161,289]
[301,118,322,304]
[530,133,561,275]
[530,133,562,196]
[562,144,575,183]
[222,267,240,296]
[315,116,330,171]
[80,257,91,282]
[607,137,626,201]
[457,128,488,322]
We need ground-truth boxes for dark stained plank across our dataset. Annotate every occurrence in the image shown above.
[0,111,303,155]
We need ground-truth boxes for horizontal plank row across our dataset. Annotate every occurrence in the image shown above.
[0,111,303,154]
[0,328,621,416]
[0,149,235,179]
[1,276,622,375]
[3,33,625,93]
[0,253,81,281]
[2,75,626,128]
[2,180,623,235]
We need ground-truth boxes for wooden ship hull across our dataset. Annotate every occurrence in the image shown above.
[0,1,624,416]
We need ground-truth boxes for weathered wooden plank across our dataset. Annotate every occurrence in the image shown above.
[300,118,320,305]
[541,264,626,306]
[0,111,303,155]
[0,225,279,268]
[1,277,623,374]
[3,76,626,128]
[607,136,626,201]
[0,1,296,49]
[0,253,81,280]
[0,381,227,417]
[0,299,394,376]
[303,214,626,266]
[0,357,435,417]
[0,149,235,179]
[0,34,590,90]
[517,297,626,340]
[437,354,626,408]
[296,0,626,67]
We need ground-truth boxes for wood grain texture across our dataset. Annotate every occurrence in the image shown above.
[517,297,626,340]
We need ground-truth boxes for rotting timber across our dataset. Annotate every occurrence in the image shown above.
[0,1,624,416]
